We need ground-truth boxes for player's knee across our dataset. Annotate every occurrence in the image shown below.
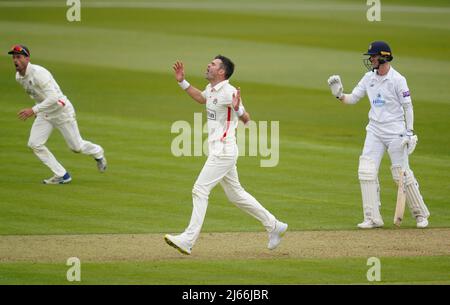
[404,169,416,186]
[28,141,43,151]
[68,142,82,153]
[192,184,209,200]
[358,156,378,181]
[390,165,415,185]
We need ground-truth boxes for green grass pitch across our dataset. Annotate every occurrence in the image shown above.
[0,0,449,285]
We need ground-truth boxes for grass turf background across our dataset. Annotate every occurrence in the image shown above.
[0,0,449,284]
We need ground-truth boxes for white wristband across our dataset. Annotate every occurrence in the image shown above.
[235,106,245,117]
[178,79,190,90]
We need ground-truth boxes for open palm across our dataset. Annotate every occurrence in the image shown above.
[173,60,185,82]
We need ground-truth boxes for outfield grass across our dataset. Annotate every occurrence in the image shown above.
[0,0,449,284]
[1,256,450,285]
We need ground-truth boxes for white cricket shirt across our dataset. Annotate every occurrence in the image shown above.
[350,66,412,135]
[202,80,240,155]
[16,63,72,117]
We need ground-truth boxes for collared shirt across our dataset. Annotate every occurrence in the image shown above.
[16,63,71,115]
[202,80,241,145]
[351,66,412,135]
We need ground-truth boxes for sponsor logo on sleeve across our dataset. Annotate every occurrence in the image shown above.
[402,90,410,98]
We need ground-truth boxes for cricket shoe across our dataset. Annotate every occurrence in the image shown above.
[416,217,429,229]
[95,157,107,173]
[357,219,384,229]
[268,221,288,250]
[43,172,72,184]
[164,234,192,255]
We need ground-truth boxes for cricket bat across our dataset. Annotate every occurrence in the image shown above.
[394,145,408,226]
[394,169,406,226]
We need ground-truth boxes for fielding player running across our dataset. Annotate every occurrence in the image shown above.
[9,44,107,184]
[327,41,430,229]
[165,55,288,254]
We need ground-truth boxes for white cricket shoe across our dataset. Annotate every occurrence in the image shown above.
[357,219,384,229]
[43,172,72,184]
[416,217,429,228]
[268,221,288,250]
[164,234,192,255]
[95,157,107,173]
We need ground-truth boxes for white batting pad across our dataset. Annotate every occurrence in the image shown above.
[391,165,430,220]
[358,156,382,222]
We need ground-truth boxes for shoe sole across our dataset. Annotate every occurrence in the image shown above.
[357,225,383,229]
[43,178,72,185]
[164,236,190,255]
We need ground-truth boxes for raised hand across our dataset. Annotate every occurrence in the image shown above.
[232,87,241,111]
[327,75,343,98]
[173,60,185,82]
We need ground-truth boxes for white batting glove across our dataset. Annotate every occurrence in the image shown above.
[327,75,343,99]
[401,132,418,155]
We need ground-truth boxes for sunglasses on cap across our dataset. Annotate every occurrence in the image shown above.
[8,45,30,57]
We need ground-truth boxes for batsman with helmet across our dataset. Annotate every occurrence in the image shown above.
[327,41,430,229]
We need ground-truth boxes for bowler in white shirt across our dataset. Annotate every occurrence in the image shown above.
[165,55,288,254]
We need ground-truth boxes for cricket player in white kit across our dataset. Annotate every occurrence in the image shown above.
[9,45,107,184]
[327,41,430,229]
[165,55,288,254]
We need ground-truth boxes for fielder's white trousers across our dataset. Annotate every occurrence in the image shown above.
[28,109,103,177]
[182,142,277,246]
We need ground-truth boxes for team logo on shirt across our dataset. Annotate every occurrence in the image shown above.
[206,108,216,120]
[213,98,218,105]
[372,93,385,107]
[402,91,410,98]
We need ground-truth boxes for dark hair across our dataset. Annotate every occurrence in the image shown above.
[215,55,234,79]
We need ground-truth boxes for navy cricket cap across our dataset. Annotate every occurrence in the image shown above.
[8,44,30,57]
[364,41,392,58]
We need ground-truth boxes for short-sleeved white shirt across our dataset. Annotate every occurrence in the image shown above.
[351,66,411,135]
[16,63,72,116]
[202,80,241,154]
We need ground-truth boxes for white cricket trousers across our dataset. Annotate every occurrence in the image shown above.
[28,111,103,177]
[359,131,429,221]
[182,142,277,247]
[362,131,408,169]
